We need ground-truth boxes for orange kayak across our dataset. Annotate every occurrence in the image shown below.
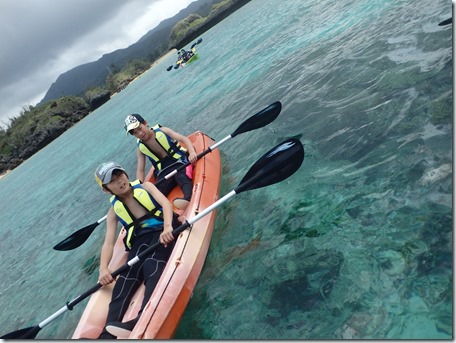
[72,131,221,339]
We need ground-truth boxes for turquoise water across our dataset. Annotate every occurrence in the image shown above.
[0,0,452,339]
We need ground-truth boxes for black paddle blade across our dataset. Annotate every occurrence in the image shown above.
[1,325,40,339]
[191,38,203,49]
[438,17,452,26]
[232,101,282,137]
[53,222,99,251]
[236,138,304,193]
[166,65,173,71]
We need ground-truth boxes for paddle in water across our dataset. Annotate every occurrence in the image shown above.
[190,37,203,49]
[438,17,452,26]
[2,137,304,339]
[167,38,203,71]
[53,101,282,251]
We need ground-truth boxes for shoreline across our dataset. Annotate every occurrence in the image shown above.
[0,170,11,180]
[132,48,178,82]
[110,49,177,97]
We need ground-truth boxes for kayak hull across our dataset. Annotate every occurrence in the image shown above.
[185,53,199,64]
[71,131,221,339]
[177,53,199,68]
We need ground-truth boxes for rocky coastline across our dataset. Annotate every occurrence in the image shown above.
[0,56,167,175]
[0,95,107,174]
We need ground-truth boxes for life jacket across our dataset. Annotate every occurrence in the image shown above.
[110,180,163,250]
[137,124,188,172]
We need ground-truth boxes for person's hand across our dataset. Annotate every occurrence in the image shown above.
[160,224,175,247]
[188,151,197,164]
[98,267,114,286]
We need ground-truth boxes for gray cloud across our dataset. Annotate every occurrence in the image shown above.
[0,0,195,127]
[0,0,122,86]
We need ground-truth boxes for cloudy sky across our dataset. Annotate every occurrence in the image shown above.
[0,0,197,128]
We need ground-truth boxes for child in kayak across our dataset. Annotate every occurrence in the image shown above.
[124,114,197,210]
[95,161,180,339]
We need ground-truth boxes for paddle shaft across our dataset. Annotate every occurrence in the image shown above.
[155,98,281,182]
[157,134,231,181]
[96,215,107,224]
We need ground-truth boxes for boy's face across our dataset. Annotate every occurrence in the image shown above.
[104,170,130,195]
[130,121,150,140]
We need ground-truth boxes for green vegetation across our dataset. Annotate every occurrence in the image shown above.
[0,96,90,169]
[169,0,234,46]
[105,59,151,93]
[170,14,205,44]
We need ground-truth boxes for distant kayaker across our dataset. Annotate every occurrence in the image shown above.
[94,161,180,339]
[179,48,193,62]
[124,114,197,210]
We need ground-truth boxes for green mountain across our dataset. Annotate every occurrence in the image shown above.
[38,0,218,105]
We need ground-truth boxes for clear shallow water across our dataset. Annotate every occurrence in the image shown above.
[0,0,452,339]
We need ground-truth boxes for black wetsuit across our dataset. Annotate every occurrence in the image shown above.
[155,155,193,202]
[98,214,180,339]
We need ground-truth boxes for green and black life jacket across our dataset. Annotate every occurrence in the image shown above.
[110,180,163,250]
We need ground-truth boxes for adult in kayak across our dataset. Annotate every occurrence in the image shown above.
[180,48,194,62]
[167,39,202,71]
[124,114,197,210]
[94,161,180,339]
[175,48,196,67]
